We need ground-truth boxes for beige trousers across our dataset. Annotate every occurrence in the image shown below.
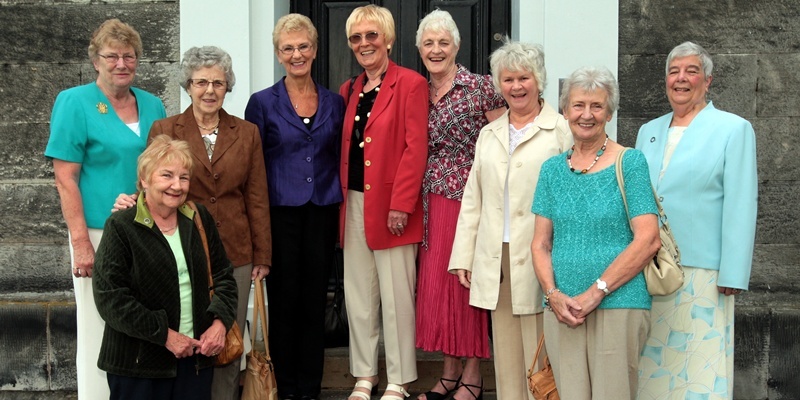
[544,308,649,400]
[490,243,544,400]
[344,191,418,384]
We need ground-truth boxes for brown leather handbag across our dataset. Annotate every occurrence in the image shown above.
[527,334,559,400]
[189,201,244,366]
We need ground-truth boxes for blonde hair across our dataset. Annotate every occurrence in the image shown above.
[273,13,319,51]
[346,5,396,52]
[137,135,193,191]
[87,18,143,61]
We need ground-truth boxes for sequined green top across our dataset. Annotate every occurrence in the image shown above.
[532,150,657,309]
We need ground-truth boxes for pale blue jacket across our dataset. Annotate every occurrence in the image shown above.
[635,102,757,290]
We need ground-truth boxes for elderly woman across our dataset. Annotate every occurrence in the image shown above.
[114,46,271,400]
[93,135,237,400]
[44,18,166,399]
[244,14,345,400]
[636,42,758,400]
[448,40,571,400]
[414,9,505,400]
[339,5,428,400]
[530,66,660,399]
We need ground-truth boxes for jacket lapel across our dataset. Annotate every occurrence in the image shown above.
[210,108,240,164]
[365,61,396,132]
[174,107,213,173]
[274,78,308,133]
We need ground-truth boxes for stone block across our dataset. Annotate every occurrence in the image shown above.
[0,183,65,242]
[49,304,77,391]
[768,309,800,399]
[753,118,800,181]
[734,308,769,399]
[615,117,650,147]
[757,54,800,118]
[0,64,83,124]
[0,243,71,294]
[0,303,49,391]
[710,55,757,119]
[0,123,52,181]
[618,54,671,119]
[0,3,179,63]
[620,0,800,54]
[756,181,800,245]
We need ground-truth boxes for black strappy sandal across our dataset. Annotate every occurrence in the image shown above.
[420,376,460,400]
[453,379,483,400]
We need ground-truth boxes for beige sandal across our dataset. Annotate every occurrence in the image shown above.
[380,383,410,400]
[349,379,378,400]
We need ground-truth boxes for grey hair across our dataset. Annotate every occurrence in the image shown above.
[666,41,713,78]
[558,66,619,114]
[489,39,546,94]
[179,46,236,93]
[415,9,461,49]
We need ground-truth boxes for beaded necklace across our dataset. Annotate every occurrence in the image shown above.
[567,135,608,174]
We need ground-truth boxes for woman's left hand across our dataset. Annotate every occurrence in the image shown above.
[718,286,743,296]
[197,319,227,357]
[387,210,409,236]
[570,289,604,320]
[251,264,270,280]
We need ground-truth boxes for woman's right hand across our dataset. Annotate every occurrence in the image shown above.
[456,269,472,289]
[71,237,95,278]
[166,329,202,358]
[111,192,138,212]
[548,291,585,328]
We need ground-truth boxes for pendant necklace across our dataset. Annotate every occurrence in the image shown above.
[567,135,608,174]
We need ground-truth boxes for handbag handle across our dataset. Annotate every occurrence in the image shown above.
[187,201,215,299]
[614,149,670,227]
[251,277,271,357]
[529,333,546,373]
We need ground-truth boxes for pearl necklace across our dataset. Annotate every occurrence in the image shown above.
[567,135,608,174]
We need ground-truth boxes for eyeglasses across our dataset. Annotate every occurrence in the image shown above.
[348,31,380,45]
[187,79,228,90]
[98,54,137,64]
[279,43,313,55]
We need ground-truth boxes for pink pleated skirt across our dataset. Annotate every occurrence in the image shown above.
[415,194,490,358]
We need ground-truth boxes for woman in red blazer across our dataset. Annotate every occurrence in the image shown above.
[338,5,428,400]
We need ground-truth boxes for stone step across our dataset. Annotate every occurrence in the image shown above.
[320,346,497,395]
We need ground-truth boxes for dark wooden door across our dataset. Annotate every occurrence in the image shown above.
[292,0,510,91]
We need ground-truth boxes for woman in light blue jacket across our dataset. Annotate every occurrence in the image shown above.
[636,41,758,400]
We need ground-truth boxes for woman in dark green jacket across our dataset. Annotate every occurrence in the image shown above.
[93,135,237,400]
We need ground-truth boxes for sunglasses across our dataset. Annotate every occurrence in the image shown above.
[348,31,380,45]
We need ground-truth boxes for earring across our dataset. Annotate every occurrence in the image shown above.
[387,44,392,50]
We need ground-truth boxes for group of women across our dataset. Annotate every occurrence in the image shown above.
[45,5,756,400]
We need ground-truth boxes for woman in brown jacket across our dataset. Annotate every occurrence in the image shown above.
[115,46,271,400]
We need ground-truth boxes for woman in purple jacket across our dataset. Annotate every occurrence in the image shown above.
[244,14,345,400]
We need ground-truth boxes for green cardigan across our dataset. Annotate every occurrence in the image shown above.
[93,196,238,378]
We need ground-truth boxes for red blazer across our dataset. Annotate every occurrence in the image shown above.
[338,61,429,250]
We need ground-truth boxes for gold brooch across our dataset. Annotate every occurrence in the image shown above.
[97,102,108,114]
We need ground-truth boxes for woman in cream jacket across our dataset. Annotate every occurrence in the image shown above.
[448,40,571,400]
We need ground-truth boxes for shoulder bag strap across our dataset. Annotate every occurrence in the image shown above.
[615,148,631,221]
[187,201,214,300]
[251,277,271,357]
[529,333,546,373]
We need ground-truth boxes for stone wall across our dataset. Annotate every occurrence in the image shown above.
[0,0,798,399]
[0,1,179,398]
[617,1,800,399]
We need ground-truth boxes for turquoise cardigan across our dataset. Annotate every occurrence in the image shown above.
[635,102,757,290]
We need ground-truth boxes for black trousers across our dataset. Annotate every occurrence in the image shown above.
[107,357,212,400]
[266,203,338,398]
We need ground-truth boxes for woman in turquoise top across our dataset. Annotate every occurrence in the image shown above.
[530,67,660,400]
[43,19,166,400]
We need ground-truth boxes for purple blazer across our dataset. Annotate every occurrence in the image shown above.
[245,78,345,207]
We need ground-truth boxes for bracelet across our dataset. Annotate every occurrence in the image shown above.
[544,288,561,309]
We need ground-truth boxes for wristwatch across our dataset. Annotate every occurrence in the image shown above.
[596,279,610,295]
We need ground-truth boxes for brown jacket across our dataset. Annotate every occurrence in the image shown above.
[149,106,271,267]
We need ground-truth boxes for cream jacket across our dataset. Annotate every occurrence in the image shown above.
[448,102,572,314]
